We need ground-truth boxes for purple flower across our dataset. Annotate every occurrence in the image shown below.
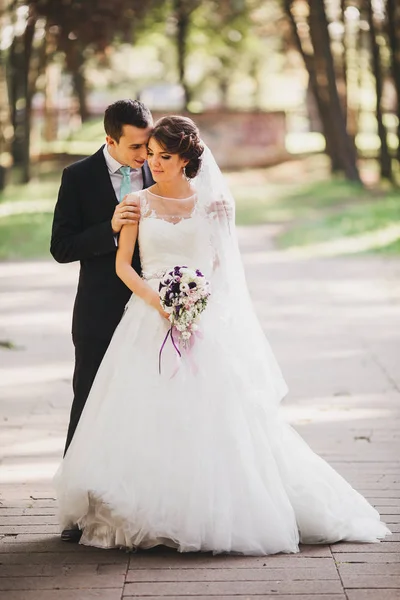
[171,282,180,294]
[196,269,203,277]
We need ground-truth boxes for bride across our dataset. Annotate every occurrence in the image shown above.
[55,115,390,555]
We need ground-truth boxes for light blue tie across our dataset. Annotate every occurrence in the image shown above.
[119,166,131,202]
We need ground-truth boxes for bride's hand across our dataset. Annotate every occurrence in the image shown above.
[148,292,170,321]
[158,307,171,321]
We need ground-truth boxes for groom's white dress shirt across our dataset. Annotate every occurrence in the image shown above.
[103,144,143,199]
[103,145,143,246]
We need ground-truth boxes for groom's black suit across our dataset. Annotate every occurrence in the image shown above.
[50,147,154,452]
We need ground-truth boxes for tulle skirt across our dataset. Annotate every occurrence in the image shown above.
[54,286,390,554]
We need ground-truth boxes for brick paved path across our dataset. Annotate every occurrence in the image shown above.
[0,225,399,599]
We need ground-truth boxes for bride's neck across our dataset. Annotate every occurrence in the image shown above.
[152,177,193,199]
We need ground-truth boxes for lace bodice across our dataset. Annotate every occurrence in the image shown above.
[138,189,214,281]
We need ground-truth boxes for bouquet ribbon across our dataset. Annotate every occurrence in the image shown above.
[159,325,181,375]
[159,326,203,378]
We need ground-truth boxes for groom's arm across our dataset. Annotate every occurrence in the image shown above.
[50,167,117,264]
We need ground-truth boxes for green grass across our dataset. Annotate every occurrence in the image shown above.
[0,177,58,260]
[234,178,367,226]
[278,192,400,253]
[0,212,53,260]
[0,178,59,205]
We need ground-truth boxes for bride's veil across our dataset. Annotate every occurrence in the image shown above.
[193,144,289,407]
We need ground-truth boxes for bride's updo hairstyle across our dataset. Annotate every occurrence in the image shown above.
[150,116,204,179]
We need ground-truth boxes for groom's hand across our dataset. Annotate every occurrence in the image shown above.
[209,198,234,223]
[111,196,140,234]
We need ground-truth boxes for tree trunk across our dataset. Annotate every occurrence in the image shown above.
[387,0,400,163]
[308,0,360,181]
[23,13,43,184]
[174,0,192,110]
[340,0,350,129]
[0,58,10,190]
[8,12,36,182]
[8,35,24,168]
[64,40,89,123]
[0,1,12,189]
[283,0,343,173]
[365,0,392,180]
[338,0,348,125]
[72,69,89,123]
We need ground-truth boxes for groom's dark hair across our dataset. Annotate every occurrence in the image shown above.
[104,100,153,142]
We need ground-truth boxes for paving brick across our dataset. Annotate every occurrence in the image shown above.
[0,574,125,590]
[0,551,128,565]
[379,508,400,515]
[336,563,400,576]
[126,566,339,582]
[0,525,59,534]
[0,591,123,600]
[0,516,58,525]
[346,591,400,600]
[0,564,95,578]
[0,538,106,552]
[122,596,347,600]
[0,534,58,547]
[333,553,400,563]
[368,495,400,506]
[0,508,57,516]
[362,491,400,499]
[341,575,400,589]
[123,579,344,595]
[385,516,400,524]
[0,563,127,577]
[384,533,400,541]
[331,542,400,553]
[128,552,334,570]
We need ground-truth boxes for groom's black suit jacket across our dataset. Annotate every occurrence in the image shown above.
[50,146,154,344]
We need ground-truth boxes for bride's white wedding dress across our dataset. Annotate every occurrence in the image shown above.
[55,187,390,555]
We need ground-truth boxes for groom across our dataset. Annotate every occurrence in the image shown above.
[50,99,154,540]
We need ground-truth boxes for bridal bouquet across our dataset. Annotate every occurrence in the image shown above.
[158,266,210,373]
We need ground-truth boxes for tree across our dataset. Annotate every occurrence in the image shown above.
[31,0,158,122]
[5,2,46,182]
[173,0,201,109]
[2,0,163,183]
[176,0,275,111]
[0,0,13,189]
[284,0,360,181]
[364,0,392,181]
[386,0,400,164]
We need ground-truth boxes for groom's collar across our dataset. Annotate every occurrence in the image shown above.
[103,144,139,174]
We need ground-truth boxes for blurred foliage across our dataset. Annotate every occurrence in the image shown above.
[0,0,399,196]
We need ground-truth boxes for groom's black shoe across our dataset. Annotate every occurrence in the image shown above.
[61,526,82,543]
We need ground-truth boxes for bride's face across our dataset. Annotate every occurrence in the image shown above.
[147,138,188,183]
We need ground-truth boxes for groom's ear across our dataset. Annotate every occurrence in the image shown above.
[106,135,117,147]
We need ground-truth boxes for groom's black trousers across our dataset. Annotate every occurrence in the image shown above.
[64,339,110,455]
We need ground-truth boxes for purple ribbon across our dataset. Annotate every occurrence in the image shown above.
[159,325,181,375]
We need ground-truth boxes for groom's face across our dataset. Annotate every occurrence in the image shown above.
[106,124,152,169]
